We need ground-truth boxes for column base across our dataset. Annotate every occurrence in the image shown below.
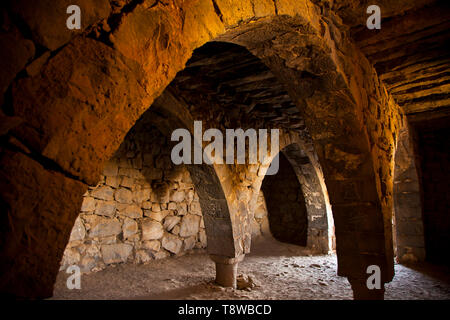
[209,254,245,289]
[348,278,385,300]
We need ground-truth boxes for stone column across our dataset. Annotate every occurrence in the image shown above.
[209,254,245,289]
[348,278,385,300]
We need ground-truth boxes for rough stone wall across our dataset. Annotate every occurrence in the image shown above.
[252,191,270,238]
[60,122,210,272]
[60,115,273,272]
[393,123,425,263]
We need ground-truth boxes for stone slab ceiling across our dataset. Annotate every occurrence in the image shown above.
[346,0,449,116]
[170,42,305,130]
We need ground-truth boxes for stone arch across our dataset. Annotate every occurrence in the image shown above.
[256,133,334,254]
[143,96,237,259]
[0,0,403,298]
[60,101,235,273]
[215,16,401,296]
[261,151,309,247]
[281,143,335,253]
[393,119,425,263]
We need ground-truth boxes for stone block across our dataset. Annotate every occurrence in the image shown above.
[88,217,121,238]
[115,188,133,204]
[179,215,200,238]
[162,234,183,254]
[91,186,114,201]
[101,243,132,264]
[123,218,138,239]
[94,200,116,217]
[142,219,164,240]
[80,196,96,212]
[120,204,143,219]
[69,217,86,241]
[164,215,181,231]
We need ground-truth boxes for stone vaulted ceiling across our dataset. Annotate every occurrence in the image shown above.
[170,42,306,131]
[171,0,450,123]
[340,0,450,118]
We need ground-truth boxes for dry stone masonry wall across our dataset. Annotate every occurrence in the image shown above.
[62,123,205,272]
[60,116,271,272]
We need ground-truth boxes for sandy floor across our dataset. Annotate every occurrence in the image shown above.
[52,236,450,300]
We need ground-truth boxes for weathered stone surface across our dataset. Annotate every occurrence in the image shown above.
[133,188,151,204]
[120,204,143,219]
[26,51,50,77]
[190,201,202,215]
[179,215,200,238]
[123,218,138,239]
[199,229,207,247]
[142,219,164,240]
[153,250,170,260]
[103,161,119,176]
[69,217,86,241]
[152,183,170,203]
[184,236,196,251]
[91,186,114,201]
[170,190,185,202]
[142,201,152,210]
[87,217,121,238]
[162,234,183,254]
[118,168,142,179]
[61,248,81,267]
[120,176,134,188]
[115,188,133,204]
[147,210,169,222]
[80,196,96,212]
[142,240,161,252]
[151,203,161,212]
[176,203,188,216]
[11,37,151,186]
[10,0,111,50]
[0,149,86,298]
[236,274,259,290]
[105,176,120,188]
[143,167,163,180]
[135,250,152,263]
[0,27,35,106]
[251,219,261,237]
[101,244,132,264]
[79,256,97,273]
[254,205,266,219]
[164,216,180,231]
[172,225,181,236]
[94,201,116,217]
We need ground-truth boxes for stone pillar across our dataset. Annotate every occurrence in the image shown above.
[209,254,245,289]
[348,278,385,300]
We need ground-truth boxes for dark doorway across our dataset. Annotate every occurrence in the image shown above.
[414,117,450,266]
[261,152,308,246]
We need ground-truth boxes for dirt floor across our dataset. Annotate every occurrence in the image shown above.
[52,236,450,300]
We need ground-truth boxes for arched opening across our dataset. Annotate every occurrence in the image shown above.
[60,107,210,273]
[0,1,409,299]
[261,152,308,247]
[257,142,334,253]
[54,39,337,297]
